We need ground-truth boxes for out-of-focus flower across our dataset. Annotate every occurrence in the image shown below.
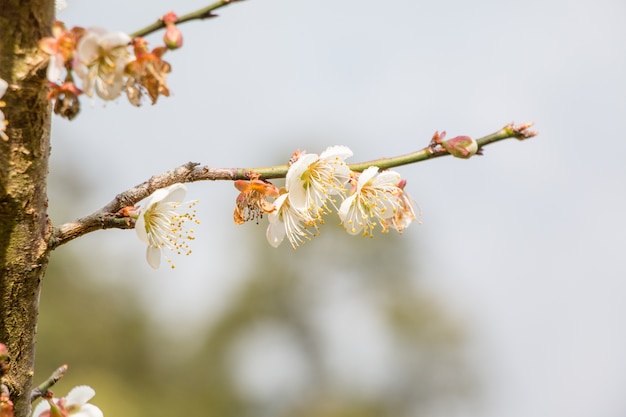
[135,183,199,269]
[285,145,353,214]
[55,0,68,12]
[0,393,13,417]
[38,22,84,82]
[266,192,318,249]
[0,78,8,141]
[124,38,171,106]
[76,28,130,100]
[32,386,103,417]
[162,12,183,50]
[48,80,82,120]
[233,179,279,225]
[339,166,416,236]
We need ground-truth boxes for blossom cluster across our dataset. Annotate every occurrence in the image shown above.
[38,15,183,119]
[235,146,419,249]
[123,148,417,269]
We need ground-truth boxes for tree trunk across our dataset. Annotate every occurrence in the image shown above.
[0,2,53,417]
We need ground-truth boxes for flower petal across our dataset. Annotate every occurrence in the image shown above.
[73,404,103,417]
[319,145,353,160]
[0,78,7,99]
[146,246,161,269]
[66,386,95,407]
[32,400,50,417]
[159,183,187,204]
[135,212,149,244]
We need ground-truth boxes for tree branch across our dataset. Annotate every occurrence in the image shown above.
[129,0,246,39]
[48,122,536,249]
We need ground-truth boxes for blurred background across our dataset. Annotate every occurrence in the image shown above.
[35,0,626,417]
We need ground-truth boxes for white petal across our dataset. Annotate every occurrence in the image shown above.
[76,32,100,63]
[146,246,161,269]
[66,385,95,406]
[99,31,131,49]
[358,166,380,188]
[46,56,63,82]
[285,153,318,209]
[338,194,356,223]
[0,78,8,98]
[320,145,353,160]
[143,187,170,208]
[73,404,103,417]
[135,211,149,244]
[373,170,401,186]
[32,400,51,417]
[160,183,187,204]
[266,223,285,248]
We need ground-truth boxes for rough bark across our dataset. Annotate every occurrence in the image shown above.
[0,2,53,417]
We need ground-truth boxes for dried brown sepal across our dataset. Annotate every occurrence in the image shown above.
[125,38,171,106]
[233,179,279,225]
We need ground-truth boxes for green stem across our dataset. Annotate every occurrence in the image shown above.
[130,0,244,39]
[251,122,537,178]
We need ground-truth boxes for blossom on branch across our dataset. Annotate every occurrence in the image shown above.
[0,78,7,140]
[125,38,171,106]
[48,81,82,120]
[285,145,353,215]
[38,21,84,82]
[135,183,199,269]
[233,179,279,225]
[162,12,183,50]
[32,385,103,417]
[339,166,417,236]
[76,28,131,100]
[266,192,319,249]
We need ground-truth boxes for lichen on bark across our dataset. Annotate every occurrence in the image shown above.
[0,1,54,417]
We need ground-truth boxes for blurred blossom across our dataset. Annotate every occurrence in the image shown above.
[0,78,8,140]
[75,28,130,100]
[32,386,102,417]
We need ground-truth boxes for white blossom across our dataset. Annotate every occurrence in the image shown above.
[135,183,199,269]
[339,166,415,236]
[32,385,103,417]
[285,145,352,213]
[266,193,318,249]
[76,29,131,100]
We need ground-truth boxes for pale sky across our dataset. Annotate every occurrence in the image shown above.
[49,1,626,416]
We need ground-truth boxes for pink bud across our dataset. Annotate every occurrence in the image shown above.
[163,24,183,50]
[442,135,478,159]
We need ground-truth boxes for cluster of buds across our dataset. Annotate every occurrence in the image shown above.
[234,146,419,249]
[38,13,184,118]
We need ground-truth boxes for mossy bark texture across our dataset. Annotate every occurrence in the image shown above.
[0,2,53,417]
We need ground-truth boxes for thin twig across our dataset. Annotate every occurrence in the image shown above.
[129,0,246,39]
[48,122,537,249]
[30,364,68,403]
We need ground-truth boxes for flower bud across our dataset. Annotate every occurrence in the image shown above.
[442,135,478,159]
[162,12,183,50]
